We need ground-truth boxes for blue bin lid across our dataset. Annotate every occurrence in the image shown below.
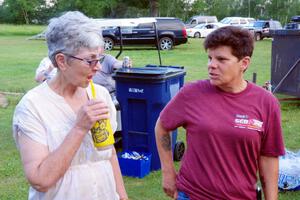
[113,65,186,82]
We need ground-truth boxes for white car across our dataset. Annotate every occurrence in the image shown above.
[220,17,256,28]
[186,23,221,38]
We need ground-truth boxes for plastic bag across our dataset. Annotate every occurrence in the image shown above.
[278,149,300,191]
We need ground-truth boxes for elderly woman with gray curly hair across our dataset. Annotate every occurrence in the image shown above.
[12,11,128,200]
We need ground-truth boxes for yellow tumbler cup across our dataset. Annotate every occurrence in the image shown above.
[90,80,115,149]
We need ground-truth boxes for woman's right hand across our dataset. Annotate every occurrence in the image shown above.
[74,99,110,133]
[162,170,178,199]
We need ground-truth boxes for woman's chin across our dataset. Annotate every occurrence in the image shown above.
[209,79,220,86]
[80,80,90,88]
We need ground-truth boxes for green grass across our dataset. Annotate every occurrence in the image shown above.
[0,24,45,36]
[0,24,300,199]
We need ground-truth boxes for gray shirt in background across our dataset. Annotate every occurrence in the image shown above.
[93,54,122,93]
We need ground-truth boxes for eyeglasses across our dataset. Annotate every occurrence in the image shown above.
[67,54,105,67]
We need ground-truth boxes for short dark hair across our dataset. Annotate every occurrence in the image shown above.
[204,26,254,60]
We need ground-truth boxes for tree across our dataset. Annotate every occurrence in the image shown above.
[149,0,159,16]
[1,0,46,24]
[1,0,299,25]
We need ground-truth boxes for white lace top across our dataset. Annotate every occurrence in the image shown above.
[13,81,118,200]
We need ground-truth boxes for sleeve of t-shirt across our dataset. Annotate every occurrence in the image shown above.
[103,54,119,74]
[260,97,285,156]
[12,97,48,148]
[159,85,187,131]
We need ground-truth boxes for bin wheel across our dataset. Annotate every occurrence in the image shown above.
[173,141,185,161]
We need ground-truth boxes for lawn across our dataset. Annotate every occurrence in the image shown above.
[0,25,300,200]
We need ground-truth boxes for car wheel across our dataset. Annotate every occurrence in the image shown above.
[173,141,185,161]
[255,33,262,41]
[194,32,201,38]
[104,37,114,51]
[159,37,173,50]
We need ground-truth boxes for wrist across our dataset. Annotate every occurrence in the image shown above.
[71,125,88,137]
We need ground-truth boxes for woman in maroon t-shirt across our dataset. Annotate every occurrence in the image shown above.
[155,26,285,200]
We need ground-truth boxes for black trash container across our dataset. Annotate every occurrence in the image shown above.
[270,29,300,96]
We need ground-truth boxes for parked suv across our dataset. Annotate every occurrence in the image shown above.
[285,16,300,30]
[102,17,188,51]
[253,20,282,41]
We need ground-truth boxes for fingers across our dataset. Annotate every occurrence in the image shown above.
[86,100,110,120]
[75,100,112,132]
[163,187,176,198]
[173,190,178,199]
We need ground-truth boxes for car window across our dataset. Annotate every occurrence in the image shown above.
[207,17,218,23]
[247,18,255,23]
[240,19,247,24]
[220,17,230,24]
[265,22,270,28]
[254,21,264,28]
[137,23,154,29]
[272,21,282,29]
[191,20,197,24]
[157,19,183,30]
[121,27,133,34]
[195,24,205,29]
[231,19,239,24]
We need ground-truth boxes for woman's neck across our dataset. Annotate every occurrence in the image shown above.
[48,74,80,98]
[219,79,248,93]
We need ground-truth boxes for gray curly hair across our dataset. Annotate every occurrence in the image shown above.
[45,11,103,67]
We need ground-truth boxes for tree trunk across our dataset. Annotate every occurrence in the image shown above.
[149,0,159,17]
[21,7,29,24]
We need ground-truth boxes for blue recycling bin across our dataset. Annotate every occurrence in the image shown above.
[113,65,186,170]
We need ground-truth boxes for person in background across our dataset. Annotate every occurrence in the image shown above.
[13,11,128,200]
[35,57,57,83]
[93,54,132,93]
[155,26,285,200]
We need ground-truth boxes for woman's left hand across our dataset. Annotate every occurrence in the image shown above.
[74,99,110,133]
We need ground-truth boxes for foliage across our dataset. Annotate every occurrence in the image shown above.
[1,0,300,25]
[189,0,300,24]
[159,0,182,17]
[53,0,113,18]
[263,0,300,24]
[0,0,47,24]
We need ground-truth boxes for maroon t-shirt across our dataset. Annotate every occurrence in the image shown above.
[160,80,285,200]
